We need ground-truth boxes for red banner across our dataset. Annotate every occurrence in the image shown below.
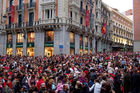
[102,23,107,35]
[104,23,107,35]
[86,10,90,26]
[11,5,15,23]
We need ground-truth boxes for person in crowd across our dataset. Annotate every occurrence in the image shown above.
[0,52,139,93]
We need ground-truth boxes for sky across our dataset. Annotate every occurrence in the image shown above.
[102,0,133,12]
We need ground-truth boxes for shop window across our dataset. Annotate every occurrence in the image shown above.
[70,32,75,43]
[7,48,13,55]
[45,31,54,43]
[28,32,35,43]
[44,47,54,57]
[17,33,23,43]
[85,37,88,47]
[80,36,83,46]
[27,48,34,56]
[7,34,12,44]
[16,48,23,56]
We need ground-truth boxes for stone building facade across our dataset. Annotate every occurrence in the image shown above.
[110,8,133,51]
[0,0,113,56]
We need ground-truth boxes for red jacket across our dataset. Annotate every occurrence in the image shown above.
[37,79,45,90]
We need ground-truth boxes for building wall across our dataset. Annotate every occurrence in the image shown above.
[0,0,1,23]
[0,0,114,56]
[134,0,140,52]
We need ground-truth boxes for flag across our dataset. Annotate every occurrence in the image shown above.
[86,10,90,26]
[101,23,107,35]
[11,0,15,23]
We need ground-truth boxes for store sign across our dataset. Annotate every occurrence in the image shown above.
[7,43,12,48]
[59,45,63,53]
[16,43,23,48]
[85,47,88,50]
[80,45,83,49]
[70,43,75,49]
[45,43,54,47]
[27,43,34,47]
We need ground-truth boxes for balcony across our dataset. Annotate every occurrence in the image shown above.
[6,7,11,13]
[69,0,80,8]
[4,18,90,33]
[40,0,56,6]
[27,2,36,10]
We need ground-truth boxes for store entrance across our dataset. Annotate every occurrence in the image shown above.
[80,49,83,55]
[44,47,54,57]
[27,48,34,56]
[7,48,13,55]
[70,48,75,55]
[85,50,88,54]
[16,48,23,56]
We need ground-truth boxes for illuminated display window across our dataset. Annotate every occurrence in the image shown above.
[17,33,23,43]
[70,32,75,43]
[28,32,35,43]
[7,34,12,44]
[80,36,83,46]
[45,31,54,43]
[85,37,88,47]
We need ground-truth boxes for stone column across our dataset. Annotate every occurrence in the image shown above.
[54,25,70,55]
[75,34,80,54]
[92,37,96,54]
[83,36,85,54]
[52,9,54,18]
[12,33,17,56]
[34,31,44,57]
[88,37,90,54]
[98,40,102,52]
[64,29,70,55]
[23,32,27,56]
[0,33,7,55]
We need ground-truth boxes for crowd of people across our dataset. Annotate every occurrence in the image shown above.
[0,52,140,93]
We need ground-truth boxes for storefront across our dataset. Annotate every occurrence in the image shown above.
[44,47,54,57]
[7,48,13,55]
[27,47,34,56]
[16,48,23,56]
[16,33,23,56]
[85,37,88,54]
[7,34,13,55]
[80,35,83,55]
[27,32,35,56]
[44,31,54,57]
[70,32,75,55]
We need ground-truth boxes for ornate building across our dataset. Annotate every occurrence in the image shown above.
[0,0,113,56]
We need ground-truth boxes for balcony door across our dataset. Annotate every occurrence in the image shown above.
[29,12,34,26]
